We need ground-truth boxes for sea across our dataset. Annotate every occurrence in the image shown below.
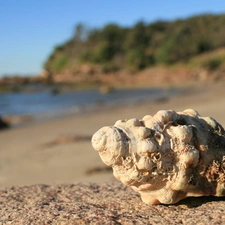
[0,85,180,124]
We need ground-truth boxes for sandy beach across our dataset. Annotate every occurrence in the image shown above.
[0,82,224,188]
[1,82,225,224]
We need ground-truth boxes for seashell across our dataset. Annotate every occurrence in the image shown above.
[92,109,225,204]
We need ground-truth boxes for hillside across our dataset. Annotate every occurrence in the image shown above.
[43,13,225,87]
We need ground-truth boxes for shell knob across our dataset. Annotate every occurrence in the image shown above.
[92,126,128,166]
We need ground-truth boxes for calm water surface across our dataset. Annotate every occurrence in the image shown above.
[0,87,180,122]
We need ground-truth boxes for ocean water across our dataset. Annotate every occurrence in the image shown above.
[0,86,180,122]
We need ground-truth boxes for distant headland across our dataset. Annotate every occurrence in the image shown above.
[1,13,225,90]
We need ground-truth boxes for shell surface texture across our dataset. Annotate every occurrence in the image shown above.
[92,109,225,204]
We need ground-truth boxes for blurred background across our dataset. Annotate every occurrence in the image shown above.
[0,0,225,187]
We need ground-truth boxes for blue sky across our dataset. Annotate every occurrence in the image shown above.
[1,0,225,77]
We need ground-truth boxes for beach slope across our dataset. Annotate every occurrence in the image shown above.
[0,83,225,224]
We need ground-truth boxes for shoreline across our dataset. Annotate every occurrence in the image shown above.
[1,85,183,128]
[0,82,225,189]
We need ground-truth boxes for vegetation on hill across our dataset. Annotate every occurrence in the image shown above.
[44,14,225,83]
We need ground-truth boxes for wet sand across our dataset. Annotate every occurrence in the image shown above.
[0,82,225,188]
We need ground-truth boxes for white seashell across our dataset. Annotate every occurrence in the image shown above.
[92,109,225,204]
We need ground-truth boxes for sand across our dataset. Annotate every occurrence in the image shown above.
[1,82,225,188]
[0,82,225,224]
[1,183,225,224]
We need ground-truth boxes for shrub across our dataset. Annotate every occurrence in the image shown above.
[53,55,70,73]
[203,58,222,70]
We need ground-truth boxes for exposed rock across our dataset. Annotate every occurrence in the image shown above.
[0,183,225,224]
[0,116,9,130]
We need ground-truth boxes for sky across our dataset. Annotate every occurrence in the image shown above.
[1,0,225,77]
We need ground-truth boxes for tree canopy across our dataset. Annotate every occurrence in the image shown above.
[44,14,225,74]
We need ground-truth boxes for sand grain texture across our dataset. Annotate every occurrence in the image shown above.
[1,182,225,225]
